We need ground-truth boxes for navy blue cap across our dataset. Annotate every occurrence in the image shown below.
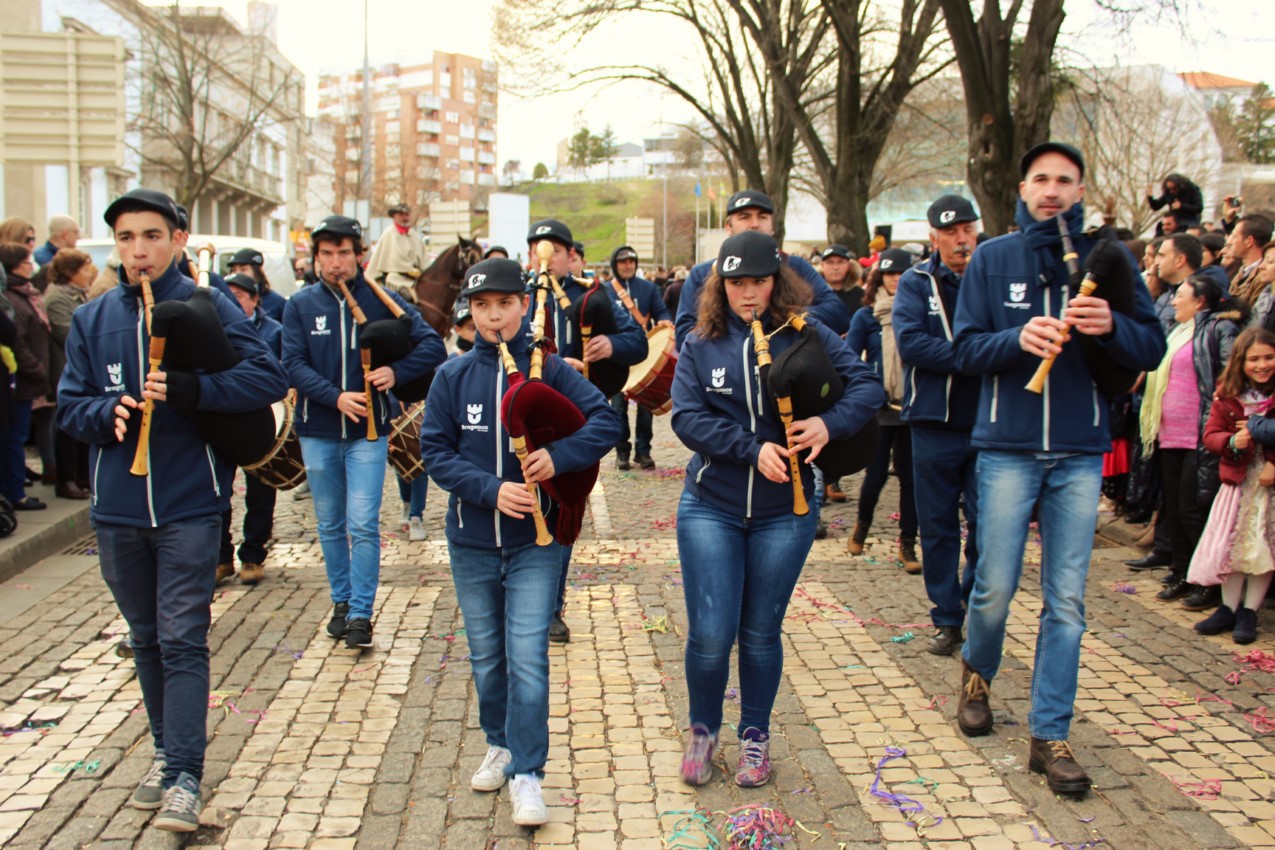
[462,258,527,295]
[927,195,979,228]
[229,248,264,267]
[453,298,472,325]
[483,245,509,259]
[726,190,774,216]
[821,244,852,261]
[103,189,181,230]
[224,273,259,295]
[717,231,781,279]
[175,204,190,231]
[877,249,914,273]
[312,215,363,241]
[1020,142,1085,179]
[527,219,573,247]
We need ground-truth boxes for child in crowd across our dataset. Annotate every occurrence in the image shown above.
[1190,327,1275,643]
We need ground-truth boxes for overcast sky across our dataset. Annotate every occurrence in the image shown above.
[155,0,1272,172]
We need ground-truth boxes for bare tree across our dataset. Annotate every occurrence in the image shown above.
[1064,66,1220,235]
[128,2,300,212]
[937,0,1065,235]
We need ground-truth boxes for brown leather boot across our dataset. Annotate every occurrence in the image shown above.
[238,562,265,585]
[846,522,868,556]
[898,538,922,574]
[1029,738,1091,795]
[957,661,993,736]
[214,562,235,585]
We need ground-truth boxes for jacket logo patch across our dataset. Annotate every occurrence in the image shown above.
[105,362,125,392]
[1009,283,1027,302]
[467,403,482,424]
[711,367,726,388]
[312,314,331,335]
[928,295,942,314]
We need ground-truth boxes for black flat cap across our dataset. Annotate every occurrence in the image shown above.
[717,231,781,279]
[224,273,259,296]
[927,195,980,228]
[615,247,638,262]
[877,248,914,273]
[229,248,264,267]
[527,219,573,247]
[573,241,586,259]
[1020,142,1085,179]
[821,244,852,261]
[312,215,363,241]
[175,204,190,231]
[483,245,509,259]
[462,258,527,295]
[726,190,775,216]
[104,188,181,230]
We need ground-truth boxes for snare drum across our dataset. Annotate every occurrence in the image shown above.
[242,399,306,490]
[623,325,677,415]
[388,402,426,482]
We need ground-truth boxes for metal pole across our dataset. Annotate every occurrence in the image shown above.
[662,173,668,269]
[360,0,371,219]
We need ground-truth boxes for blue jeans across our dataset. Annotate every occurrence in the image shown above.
[962,450,1102,741]
[449,539,562,777]
[676,492,817,734]
[554,545,574,614]
[0,399,32,502]
[609,393,652,457]
[911,425,979,627]
[857,424,917,539]
[396,472,428,518]
[300,436,388,621]
[97,516,220,784]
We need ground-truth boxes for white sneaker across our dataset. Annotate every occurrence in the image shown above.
[400,504,410,531]
[409,516,426,541]
[471,745,512,791]
[509,773,548,826]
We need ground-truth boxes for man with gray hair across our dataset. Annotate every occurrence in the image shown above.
[34,216,81,266]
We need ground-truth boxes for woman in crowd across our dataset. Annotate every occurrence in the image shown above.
[1139,275,1241,611]
[0,243,49,509]
[845,249,919,571]
[670,231,882,788]
[44,249,96,499]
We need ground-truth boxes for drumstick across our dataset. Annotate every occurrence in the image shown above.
[130,272,163,476]
[752,312,808,516]
[496,335,554,546]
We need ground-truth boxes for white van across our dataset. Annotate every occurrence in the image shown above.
[75,235,297,298]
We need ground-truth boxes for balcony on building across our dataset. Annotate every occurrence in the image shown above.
[417,142,441,157]
[477,150,496,165]
[418,94,442,112]
[417,118,443,135]
[477,128,496,143]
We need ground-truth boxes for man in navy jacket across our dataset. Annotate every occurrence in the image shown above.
[951,144,1166,795]
[674,190,851,350]
[282,215,445,651]
[606,245,671,470]
[57,189,288,832]
[893,195,983,658]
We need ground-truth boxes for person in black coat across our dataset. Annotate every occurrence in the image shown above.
[1149,174,1204,233]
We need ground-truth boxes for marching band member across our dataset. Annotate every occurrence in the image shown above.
[671,231,881,788]
[674,190,851,350]
[421,258,620,827]
[227,247,287,323]
[215,273,284,586]
[57,189,287,832]
[607,245,672,470]
[281,215,445,650]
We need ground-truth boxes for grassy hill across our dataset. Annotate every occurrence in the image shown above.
[507,176,702,268]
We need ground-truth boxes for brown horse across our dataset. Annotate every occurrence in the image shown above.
[413,236,483,337]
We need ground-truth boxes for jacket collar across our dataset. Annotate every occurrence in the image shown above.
[115,259,187,304]
[1014,199,1085,250]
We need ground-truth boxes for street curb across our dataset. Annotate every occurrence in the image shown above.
[0,505,92,584]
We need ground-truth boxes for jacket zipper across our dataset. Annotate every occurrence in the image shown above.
[92,451,102,507]
[457,497,465,528]
[741,335,756,519]
[338,294,349,440]
[927,272,955,423]
[205,446,221,496]
[493,359,504,546]
[990,376,999,423]
[1093,386,1101,427]
[136,310,157,527]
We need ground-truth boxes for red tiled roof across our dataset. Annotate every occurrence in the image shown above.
[1179,71,1258,90]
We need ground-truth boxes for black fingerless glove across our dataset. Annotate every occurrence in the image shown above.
[164,370,201,413]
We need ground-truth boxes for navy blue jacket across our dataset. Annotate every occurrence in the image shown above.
[609,275,671,330]
[259,290,287,324]
[675,254,850,350]
[846,307,884,381]
[672,314,883,518]
[535,273,648,366]
[57,261,288,528]
[421,325,622,549]
[281,271,445,439]
[253,310,283,360]
[953,202,1167,454]
[893,253,980,430]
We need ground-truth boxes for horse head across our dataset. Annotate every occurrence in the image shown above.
[415,235,485,338]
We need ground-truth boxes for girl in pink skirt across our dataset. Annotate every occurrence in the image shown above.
[1190,327,1275,643]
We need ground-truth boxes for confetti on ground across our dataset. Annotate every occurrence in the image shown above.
[1028,823,1106,849]
[868,746,943,836]
[1245,706,1275,735]
[662,809,720,850]
[52,759,100,774]
[889,632,916,644]
[721,804,817,850]
[1171,776,1223,800]
[642,615,671,634]
[1112,583,1137,594]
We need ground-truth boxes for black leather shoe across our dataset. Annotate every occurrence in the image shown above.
[12,497,46,510]
[616,452,631,471]
[1181,584,1222,612]
[1157,579,1192,601]
[927,626,963,657]
[1161,573,1176,586]
[1123,509,1153,524]
[635,454,655,470]
[1234,606,1258,644]
[814,521,828,540]
[1195,604,1236,635]
[1125,552,1171,570]
[549,614,570,643]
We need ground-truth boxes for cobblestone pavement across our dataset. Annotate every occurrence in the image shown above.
[3,412,1275,849]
